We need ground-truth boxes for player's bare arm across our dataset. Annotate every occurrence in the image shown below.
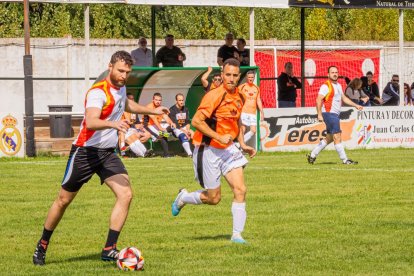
[341,94,364,110]
[201,66,213,88]
[192,110,232,145]
[315,94,325,122]
[257,91,265,120]
[85,107,129,133]
[163,114,176,129]
[125,99,169,116]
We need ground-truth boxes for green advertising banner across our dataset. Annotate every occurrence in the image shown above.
[289,0,414,9]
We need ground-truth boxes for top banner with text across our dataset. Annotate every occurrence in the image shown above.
[289,0,414,9]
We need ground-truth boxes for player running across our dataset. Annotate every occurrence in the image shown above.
[171,58,256,244]
[307,66,363,165]
[33,51,169,266]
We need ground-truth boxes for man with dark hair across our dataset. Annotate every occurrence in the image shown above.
[277,62,302,108]
[236,38,249,66]
[169,93,193,157]
[171,58,256,244]
[201,66,222,92]
[307,66,363,165]
[217,33,239,66]
[155,34,186,67]
[32,51,169,266]
[362,71,383,105]
[382,74,400,106]
[143,93,176,157]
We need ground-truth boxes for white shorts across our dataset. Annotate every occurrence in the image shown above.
[192,143,248,189]
[241,112,257,126]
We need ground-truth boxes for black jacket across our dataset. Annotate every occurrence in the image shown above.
[277,72,302,102]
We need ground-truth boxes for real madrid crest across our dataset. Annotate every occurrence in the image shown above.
[0,114,22,156]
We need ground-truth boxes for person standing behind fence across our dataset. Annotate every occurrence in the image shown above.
[217,33,239,66]
[277,62,302,108]
[382,74,400,106]
[238,70,264,144]
[307,66,363,166]
[169,93,194,157]
[32,51,169,266]
[236,38,249,66]
[130,37,153,67]
[201,66,222,92]
[155,34,186,67]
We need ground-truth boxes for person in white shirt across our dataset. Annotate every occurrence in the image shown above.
[130,37,153,67]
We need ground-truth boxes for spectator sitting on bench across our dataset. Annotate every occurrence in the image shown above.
[143,92,176,158]
[118,93,152,157]
[169,93,194,157]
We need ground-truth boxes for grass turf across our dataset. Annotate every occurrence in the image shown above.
[1,148,414,275]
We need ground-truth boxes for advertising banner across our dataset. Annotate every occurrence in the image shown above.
[289,0,414,9]
[260,106,414,151]
[0,113,25,157]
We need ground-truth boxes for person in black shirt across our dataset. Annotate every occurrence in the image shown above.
[277,62,302,108]
[169,93,193,156]
[217,33,239,66]
[236,38,249,66]
[155,34,186,67]
[362,71,383,105]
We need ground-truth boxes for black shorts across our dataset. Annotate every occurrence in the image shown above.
[61,145,128,192]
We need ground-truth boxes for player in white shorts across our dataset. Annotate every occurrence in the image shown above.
[171,58,256,244]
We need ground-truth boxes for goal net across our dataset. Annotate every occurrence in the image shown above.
[254,46,381,108]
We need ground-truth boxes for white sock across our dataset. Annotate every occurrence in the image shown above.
[334,143,348,162]
[232,202,246,235]
[182,141,192,156]
[244,131,254,143]
[311,139,327,158]
[129,140,146,157]
[181,190,203,205]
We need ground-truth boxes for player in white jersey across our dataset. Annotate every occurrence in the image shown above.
[33,51,169,266]
[307,66,363,165]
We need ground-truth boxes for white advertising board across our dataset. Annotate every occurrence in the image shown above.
[260,106,414,152]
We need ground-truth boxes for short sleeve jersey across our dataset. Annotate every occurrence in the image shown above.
[192,86,244,149]
[239,83,260,115]
[74,79,126,148]
[319,80,343,115]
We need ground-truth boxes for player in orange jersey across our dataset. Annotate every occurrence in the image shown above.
[171,58,256,244]
[238,70,264,144]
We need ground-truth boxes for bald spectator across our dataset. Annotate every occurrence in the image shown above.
[217,33,239,66]
[131,37,153,67]
[155,34,186,67]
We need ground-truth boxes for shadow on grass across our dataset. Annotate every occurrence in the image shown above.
[47,253,101,264]
[315,162,337,165]
[192,234,231,241]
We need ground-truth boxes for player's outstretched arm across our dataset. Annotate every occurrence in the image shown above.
[125,99,169,116]
[85,107,129,133]
[201,67,213,88]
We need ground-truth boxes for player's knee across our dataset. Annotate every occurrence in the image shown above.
[206,194,221,205]
[56,194,73,209]
[118,188,133,203]
[233,185,247,197]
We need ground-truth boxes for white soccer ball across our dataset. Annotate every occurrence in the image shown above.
[116,247,144,271]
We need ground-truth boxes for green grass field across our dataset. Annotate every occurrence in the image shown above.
[1,148,414,275]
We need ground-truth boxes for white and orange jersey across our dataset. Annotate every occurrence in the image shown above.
[319,80,343,115]
[74,79,126,148]
[238,83,260,115]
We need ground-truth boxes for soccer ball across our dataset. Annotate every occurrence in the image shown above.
[116,247,144,271]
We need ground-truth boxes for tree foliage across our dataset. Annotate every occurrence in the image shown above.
[0,3,413,41]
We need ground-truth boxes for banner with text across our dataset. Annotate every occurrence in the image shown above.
[0,113,24,157]
[260,106,414,151]
[289,0,414,9]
